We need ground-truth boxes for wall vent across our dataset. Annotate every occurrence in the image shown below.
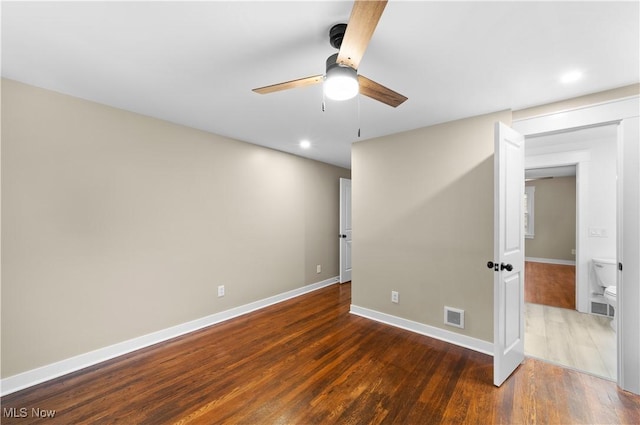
[591,301,608,316]
[591,301,614,317]
[444,306,465,329]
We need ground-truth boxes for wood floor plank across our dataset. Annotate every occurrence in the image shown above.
[2,282,639,424]
[525,261,576,309]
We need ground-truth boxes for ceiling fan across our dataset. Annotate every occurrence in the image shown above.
[252,0,407,108]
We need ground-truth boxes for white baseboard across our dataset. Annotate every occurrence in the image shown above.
[1,276,339,396]
[349,305,494,356]
[525,257,576,266]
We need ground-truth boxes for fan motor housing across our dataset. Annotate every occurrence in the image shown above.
[329,23,347,49]
[326,53,354,73]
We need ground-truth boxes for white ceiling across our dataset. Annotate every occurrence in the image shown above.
[525,123,617,178]
[2,1,638,169]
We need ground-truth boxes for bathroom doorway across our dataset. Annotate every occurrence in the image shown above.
[524,166,577,310]
[522,125,618,380]
[512,95,640,394]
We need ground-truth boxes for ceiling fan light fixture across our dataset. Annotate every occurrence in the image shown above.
[252,5,407,108]
[324,54,359,101]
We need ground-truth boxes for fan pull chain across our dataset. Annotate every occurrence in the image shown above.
[357,94,361,138]
[322,88,326,112]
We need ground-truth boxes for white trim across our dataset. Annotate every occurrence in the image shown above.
[349,305,494,356]
[525,150,589,312]
[513,96,638,135]
[526,150,591,168]
[0,276,339,396]
[513,94,640,395]
[525,257,576,266]
[524,185,535,238]
[617,116,640,394]
[514,95,640,123]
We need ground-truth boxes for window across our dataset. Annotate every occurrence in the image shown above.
[524,186,535,238]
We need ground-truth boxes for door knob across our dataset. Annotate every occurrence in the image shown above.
[487,261,499,271]
[500,263,513,272]
[339,234,347,238]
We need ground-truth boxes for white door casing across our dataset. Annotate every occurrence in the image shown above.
[525,150,591,314]
[617,116,640,394]
[340,178,352,283]
[513,96,640,395]
[493,122,526,387]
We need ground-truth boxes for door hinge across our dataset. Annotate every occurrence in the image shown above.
[619,262,623,271]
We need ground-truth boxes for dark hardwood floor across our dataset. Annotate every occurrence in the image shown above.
[2,282,639,424]
[525,261,576,309]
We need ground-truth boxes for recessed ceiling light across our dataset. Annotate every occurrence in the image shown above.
[561,70,583,84]
[300,140,311,149]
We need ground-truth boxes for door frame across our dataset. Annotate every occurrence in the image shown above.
[525,151,590,313]
[512,95,640,394]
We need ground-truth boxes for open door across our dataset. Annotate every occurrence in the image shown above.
[339,178,352,283]
[493,122,525,386]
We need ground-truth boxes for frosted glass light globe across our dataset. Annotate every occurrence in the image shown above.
[324,65,359,101]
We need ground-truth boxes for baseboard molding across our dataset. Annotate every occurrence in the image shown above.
[525,257,576,266]
[349,305,494,356]
[1,276,339,396]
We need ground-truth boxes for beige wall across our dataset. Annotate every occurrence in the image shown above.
[525,177,576,261]
[1,79,350,378]
[351,110,511,343]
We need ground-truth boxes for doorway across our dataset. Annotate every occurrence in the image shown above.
[522,126,617,380]
[512,96,640,395]
[524,165,577,310]
[339,178,352,283]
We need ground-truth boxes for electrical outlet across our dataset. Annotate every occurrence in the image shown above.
[571,248,576,255]
[217,285,225,297]
[391,291,399,304]
[316,264,322,274]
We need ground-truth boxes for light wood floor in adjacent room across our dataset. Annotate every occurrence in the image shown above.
[523,260,617,380]
[2,283,638,424]
[525,303,616,380]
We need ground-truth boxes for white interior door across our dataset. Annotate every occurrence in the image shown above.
[493,122,525,386]
[339,178,352,283]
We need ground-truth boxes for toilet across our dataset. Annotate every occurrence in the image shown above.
[593,258,617,330]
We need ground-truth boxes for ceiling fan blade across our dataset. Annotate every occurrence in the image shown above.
[253,75,324,94]
[337,0,388,70]
[358,75,407,108]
